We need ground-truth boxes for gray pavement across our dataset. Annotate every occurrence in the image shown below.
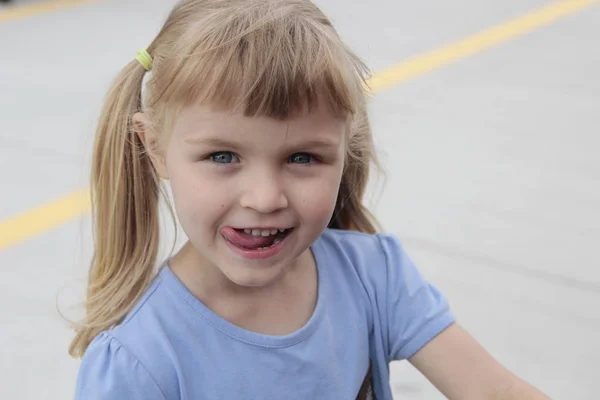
[1,0,599,399]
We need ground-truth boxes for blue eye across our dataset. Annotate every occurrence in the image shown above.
[210,151,239,164]
[289,153,313,164]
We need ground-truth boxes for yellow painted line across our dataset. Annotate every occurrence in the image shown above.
[369,0,599,91]
[0,0,597,251]
[0,0,99,23]
[0,189,91,249]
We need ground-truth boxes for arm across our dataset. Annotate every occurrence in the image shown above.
[409,323,551,400]
[374,234,550,399]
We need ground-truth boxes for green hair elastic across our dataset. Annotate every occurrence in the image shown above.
[135,49,153,71]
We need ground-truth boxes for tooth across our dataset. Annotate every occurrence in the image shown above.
[252,229,261,236]
[270,229,278,235]
[244,228,252,234]
[278,228,286,232]
[273,237,282,244]
[261,230,271,237]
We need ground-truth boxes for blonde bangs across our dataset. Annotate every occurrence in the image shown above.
[147,0,370,121]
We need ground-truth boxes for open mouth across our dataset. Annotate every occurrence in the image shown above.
[221,226,294,260]
[231,228,293,250]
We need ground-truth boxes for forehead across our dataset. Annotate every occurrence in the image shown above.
[171,102,347,149]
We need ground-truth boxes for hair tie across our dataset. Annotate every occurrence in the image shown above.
[135,49,153,71]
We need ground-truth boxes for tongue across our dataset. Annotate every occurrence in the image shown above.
[221,227,275,249]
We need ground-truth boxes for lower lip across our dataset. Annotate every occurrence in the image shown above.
[223,230,292,260]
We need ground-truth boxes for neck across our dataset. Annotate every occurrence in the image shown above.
[171,240,313,299]
[170,241,318,335]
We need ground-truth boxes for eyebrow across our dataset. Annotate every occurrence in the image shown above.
[183,136,340,150]
[184,137,242,149]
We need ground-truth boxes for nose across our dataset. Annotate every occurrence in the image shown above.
[239,173,288,214]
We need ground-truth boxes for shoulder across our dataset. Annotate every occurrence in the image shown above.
[315,229,414,308]
[316,228,409,282]
[75,270,180,400]
[317,229,454,360]
[317,228,396,255]
[75,332,167,400]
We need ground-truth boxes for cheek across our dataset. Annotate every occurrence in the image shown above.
[291,168,342,224]
[165,158,230,227]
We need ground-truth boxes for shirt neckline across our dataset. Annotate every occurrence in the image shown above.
[159,233,329,348]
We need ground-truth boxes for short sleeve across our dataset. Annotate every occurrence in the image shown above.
[75,332,167,400]
[377,234,455,361]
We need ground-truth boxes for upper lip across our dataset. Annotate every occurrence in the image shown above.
[230,226,293,230]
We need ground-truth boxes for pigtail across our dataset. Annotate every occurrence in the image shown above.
[69,60,160,358]
[329,100,382,234]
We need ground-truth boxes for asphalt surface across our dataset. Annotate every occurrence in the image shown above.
[1,0,598,398]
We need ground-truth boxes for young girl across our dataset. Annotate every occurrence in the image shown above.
[71,0,550,399]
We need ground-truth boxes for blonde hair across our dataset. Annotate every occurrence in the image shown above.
[69,0,381,358]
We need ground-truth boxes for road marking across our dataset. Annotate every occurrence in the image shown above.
[0,0,597,251]
[0,0,99,23]
[0,189,90,249]
[368,0,599,91]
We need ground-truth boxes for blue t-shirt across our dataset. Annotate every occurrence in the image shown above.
[75,229,454,399]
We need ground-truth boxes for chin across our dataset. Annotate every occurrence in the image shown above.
[221,262,288,288]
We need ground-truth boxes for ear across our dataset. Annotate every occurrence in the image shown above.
[132,112,169,179]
